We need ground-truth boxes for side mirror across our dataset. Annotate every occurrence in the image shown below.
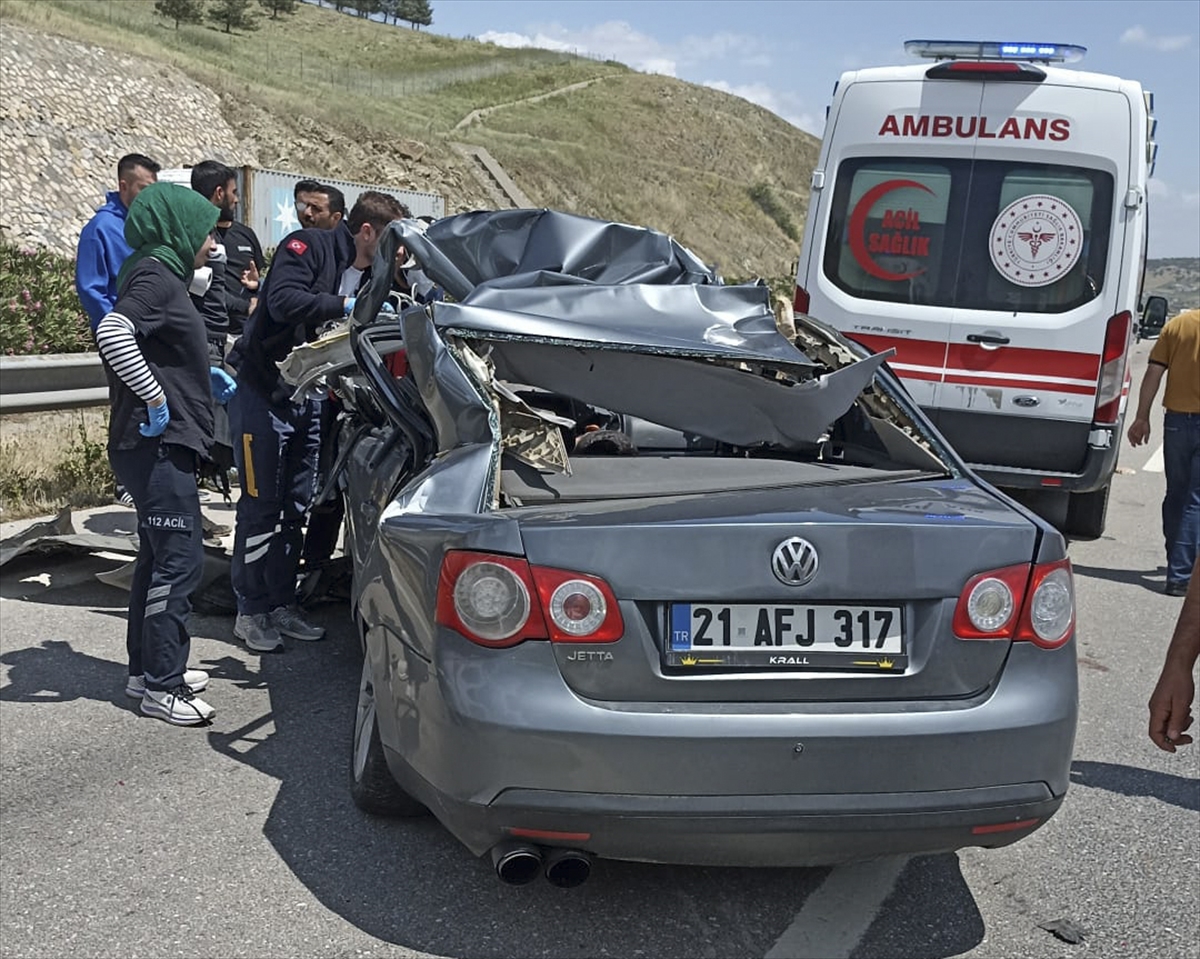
[1139,295,1169,340]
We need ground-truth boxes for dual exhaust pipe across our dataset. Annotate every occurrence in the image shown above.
[491,841,592,888]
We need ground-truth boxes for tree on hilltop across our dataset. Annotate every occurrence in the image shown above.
[257,0,297,19]
[398,0,432,30]
[207,0,259,33]
[153,0,205,29]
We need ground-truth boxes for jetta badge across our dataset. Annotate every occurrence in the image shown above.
[771,537,819,586]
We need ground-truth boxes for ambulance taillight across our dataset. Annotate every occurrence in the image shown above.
[1093,312,1132,425]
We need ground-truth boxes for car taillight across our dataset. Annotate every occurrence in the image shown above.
[1014,557,1075,648]
[1093,311,1131,424]
[793,284,810,315]
[436,551,623,646]
[952,563,1030,639]
[530,566,623,642]
[436,552,547,647]
[952,558,1075,647]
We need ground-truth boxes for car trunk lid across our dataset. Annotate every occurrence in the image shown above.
[513,475,1036,703]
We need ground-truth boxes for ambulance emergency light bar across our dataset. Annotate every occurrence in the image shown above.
[905,40,1086,64]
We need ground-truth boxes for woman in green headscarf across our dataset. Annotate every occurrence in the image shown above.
[95,182,237,727]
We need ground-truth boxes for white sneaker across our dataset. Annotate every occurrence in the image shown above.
[140,685,216,725]
[125,669,209,700]
[270,605,325,641]
[234,612,284,652]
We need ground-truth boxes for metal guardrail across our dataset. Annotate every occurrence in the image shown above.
[0,353,108,414]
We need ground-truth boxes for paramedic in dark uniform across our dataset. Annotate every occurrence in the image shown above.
[300,195,410,601]
[94,182,237,726]
[227,190,405,653]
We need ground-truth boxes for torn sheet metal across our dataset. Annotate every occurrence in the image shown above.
[490,342,894,448]
[0,508,137,567]
[492,379,574,475]
[436,283,819,372]
[424,208,719,289]
[403,311,499,452]
[380,444,497,519]
[278,325,356,401]
[0,507,233,609]
[351,209,721,327]
[374,209,719,306]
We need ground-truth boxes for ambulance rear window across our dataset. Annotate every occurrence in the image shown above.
[824,158,1113,313]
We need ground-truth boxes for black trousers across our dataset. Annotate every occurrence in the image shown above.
[229,383,322,614]
[302,394,345,566]
[109,441,204,691]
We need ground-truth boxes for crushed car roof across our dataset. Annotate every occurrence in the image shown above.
[352,208,893,458]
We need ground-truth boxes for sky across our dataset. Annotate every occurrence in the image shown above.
[426,0,1200,259]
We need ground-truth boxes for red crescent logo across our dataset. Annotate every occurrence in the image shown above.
[847,179,934,281]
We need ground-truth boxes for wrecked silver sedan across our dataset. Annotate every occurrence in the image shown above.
[316,210,1077,886]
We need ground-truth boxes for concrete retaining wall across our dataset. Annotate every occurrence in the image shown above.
[0,22,255,257]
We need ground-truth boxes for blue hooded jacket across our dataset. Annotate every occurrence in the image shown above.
[75,191,132,332]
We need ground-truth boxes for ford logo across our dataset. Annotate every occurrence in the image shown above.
[1013,395,1040,407]
[771,537,819,586]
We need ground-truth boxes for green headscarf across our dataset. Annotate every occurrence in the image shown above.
[117,182,219,289]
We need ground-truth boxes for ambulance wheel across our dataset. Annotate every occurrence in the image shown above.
[1065,484,1111,541]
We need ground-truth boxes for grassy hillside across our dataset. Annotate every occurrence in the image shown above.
[0,0,817,278]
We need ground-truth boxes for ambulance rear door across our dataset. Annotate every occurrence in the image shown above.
[937,80,1124,473]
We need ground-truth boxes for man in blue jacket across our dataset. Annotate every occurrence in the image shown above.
[76,152,161,507]
[75,153,161,332]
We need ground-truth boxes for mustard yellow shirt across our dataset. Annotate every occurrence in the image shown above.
[1148,309,1200,414]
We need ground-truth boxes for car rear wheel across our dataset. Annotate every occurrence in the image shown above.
[350,657,427,816]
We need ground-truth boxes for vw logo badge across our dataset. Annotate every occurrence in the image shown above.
[772,537,819,586]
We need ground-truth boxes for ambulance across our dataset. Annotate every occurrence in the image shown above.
[794,40,1164,538]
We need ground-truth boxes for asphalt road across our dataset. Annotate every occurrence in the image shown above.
[1,340,1197,959]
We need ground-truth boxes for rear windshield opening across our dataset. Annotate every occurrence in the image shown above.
[497,375,951,506]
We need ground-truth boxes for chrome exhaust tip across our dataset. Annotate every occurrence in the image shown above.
[491,841,543,885]
[543,848,592,888]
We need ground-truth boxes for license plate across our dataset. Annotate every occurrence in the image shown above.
[666,603,906,671]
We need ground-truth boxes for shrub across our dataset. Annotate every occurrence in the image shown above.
[748,182,800,242]
[0,412,114,519]
[55,417,114,501]
[0,240,93,354]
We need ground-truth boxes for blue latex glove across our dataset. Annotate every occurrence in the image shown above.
[139,398,170,437]
[379,301,396,314]
[343,296,356,316]
[210,367,237,404]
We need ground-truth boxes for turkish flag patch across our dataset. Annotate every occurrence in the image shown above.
[286,237,308,256]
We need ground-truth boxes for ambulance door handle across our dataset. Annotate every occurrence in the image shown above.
[967,333,1010,346]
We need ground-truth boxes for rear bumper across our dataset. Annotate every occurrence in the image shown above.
[389,764,1064,864]
[970,426,1120,494]
[373,631,1078,865]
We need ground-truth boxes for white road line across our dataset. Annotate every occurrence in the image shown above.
[1144,443,1165,473]
[765,856,908,959]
